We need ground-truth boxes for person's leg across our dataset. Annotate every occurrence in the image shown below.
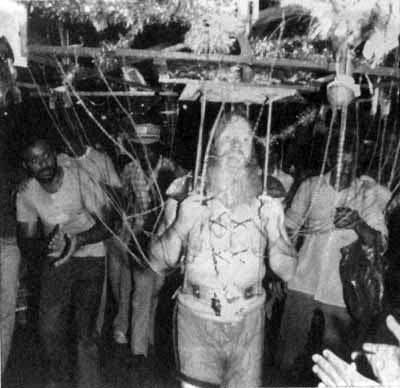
[0,240,21,373]
[95,257,107,336]
[319,302,353,359]
[73,257,105,388]
[148,271,165,351]
[109,239,131,342]
[276,290,317,370]
[223,306,265,388]
[131,268,162,357]
[39,261,73,384]
[175,303,222,387]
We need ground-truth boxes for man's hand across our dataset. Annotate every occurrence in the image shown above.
[175,193,209,236]
[47,227,66,254]
[258,194,282,220]
[351,315,400,386]
[53,234,78,267]
[335,207,381,246]
[355,343,400,385]
[387,315,400,343]
[312,349,379,388]
[334,207,362,229]
[268,281,287,301]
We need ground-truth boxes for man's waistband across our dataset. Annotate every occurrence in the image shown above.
[180,281,263,318]
[182,281,260,303]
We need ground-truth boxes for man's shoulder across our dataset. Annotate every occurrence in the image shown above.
[358,175,392,207]
[121,158,141,178]
[66,164,103,190]
[295,175,322,191]
[16,177,37,197]
[57,153,76,167]
[88,147,111,165]
[122,158,140,170]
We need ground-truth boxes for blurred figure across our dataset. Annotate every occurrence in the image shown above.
[279,136,387,375]
[0,129,22,374]
[58,138,130,344]
[121,121,184,364]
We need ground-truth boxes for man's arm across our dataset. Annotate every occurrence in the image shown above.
[103,153,122,188]
[49,205,112,267]
[16,189,46,258]
[149,194,207,275]
[74,168,117,249]
[285,179,312,241]
[260,196,297,281]
[75,205,112,249]
[148,199,185,274]
[17,220,45,259]
[334,183,388,248]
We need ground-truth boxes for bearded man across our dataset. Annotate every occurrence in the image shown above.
[149,113,297,388]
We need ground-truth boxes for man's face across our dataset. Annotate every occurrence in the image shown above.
[340,152,355,177]
[24,141,58,184]
[215,117,253,169]
[134,143,160,170]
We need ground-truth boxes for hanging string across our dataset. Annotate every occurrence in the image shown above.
[94,63,164,204]
[290,108,337,240]
[70,101,92,146]
[335,106,348,192]
[199,102,225,202]
[193,91,207,191]
[29,66,129,240]
[355,100,360,177]
[377,114,389,184]
[246,103,250,119]
[28,67,76,156]
[252,99,266,135]
[54,59,168,267]
[389,118,400,190]
[262,99,274,194]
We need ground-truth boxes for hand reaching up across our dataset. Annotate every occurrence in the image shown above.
[312,349,379,388]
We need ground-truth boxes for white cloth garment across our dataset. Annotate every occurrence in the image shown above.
[0,0,27,67]
[285,172,387,307]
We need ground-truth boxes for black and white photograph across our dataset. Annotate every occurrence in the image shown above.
[1,1,400,387]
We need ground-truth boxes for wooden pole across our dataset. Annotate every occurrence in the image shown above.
[27,44,400,79]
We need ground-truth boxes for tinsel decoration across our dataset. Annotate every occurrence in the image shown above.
[29,0,181,36]
[180,0,247,54]
[28,0,249,54]
[252,36,334,64]
[280,0,400,66]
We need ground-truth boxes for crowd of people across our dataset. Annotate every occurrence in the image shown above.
[2,109,400,388]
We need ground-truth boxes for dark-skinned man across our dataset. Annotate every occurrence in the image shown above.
[16,137,112,388]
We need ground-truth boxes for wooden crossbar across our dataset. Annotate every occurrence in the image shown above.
[27,44,400,79]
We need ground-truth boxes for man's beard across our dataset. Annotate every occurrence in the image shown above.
[206,156,262,209]
[34,166,58,184]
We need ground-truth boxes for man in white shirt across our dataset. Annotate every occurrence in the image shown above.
[58,140,131,345]
[278,139,387,373]
[16,137,111,388]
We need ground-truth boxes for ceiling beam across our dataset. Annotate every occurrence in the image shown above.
[27,44,400,80]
